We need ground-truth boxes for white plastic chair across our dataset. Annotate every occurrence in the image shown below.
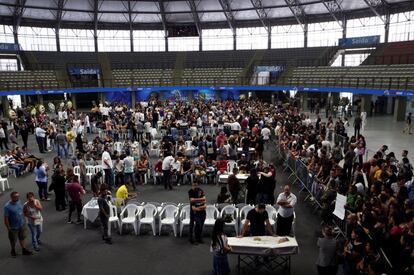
[204,205,219,227]
[108,204,119,237]
[159,205,179,237]
[73,166,80,178]
[0,174,10,192]
[239,205,254,226]
[114,141,123,152]
[179,205,191,237]
[85,166,94,186]
[265,204,277,232]
[227,161,238,173]
[119,204,141,235]
[137,203,157,236]
[220,205,238,235]
[94,165,104,184]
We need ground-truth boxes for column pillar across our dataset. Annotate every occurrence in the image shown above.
[360,94,371,115]
[71,94,77,110]
[394,96,407,122]
[299,92,307,111]
[1,96,9,118]
[131,91,136,108]
[37,95,44,105]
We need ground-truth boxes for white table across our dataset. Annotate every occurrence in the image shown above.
[228,236,298,275]
[237,147,256,153]
[219,174,250,184]
[81,199,100,229]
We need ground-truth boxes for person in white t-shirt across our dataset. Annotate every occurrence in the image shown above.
[276,185,297,236]
[162,154,175,190]
[101,147,114,188]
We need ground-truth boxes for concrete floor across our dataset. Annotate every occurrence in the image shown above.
[0,113,409,275]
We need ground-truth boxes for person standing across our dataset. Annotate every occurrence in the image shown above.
[101,146,114,189]
[239,203,274,237]
[403,112,412,135]
[0,125,9,150]
[97,184,112,244]
[353,115,362,137]
[56,130,68,158]
[34,160,50,201]
[66,176,85,224]
[49,165,67,211]
[276,185,297,236]
[4,191,33,257]
[227,168,241,203]
[188,180,207,245]
[211,218,232,275]
[19,122,29,149]
[162,153,175,190]
[35,125,46,153]
[316,227,339,275]
[123,152,135,190]
[23,192,43,252]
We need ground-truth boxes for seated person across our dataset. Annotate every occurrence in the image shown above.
[237,154,250,173]
[180,156,193,185]
[4,150,25,176]
[115,182,137,205]
[194,154,207,180]
[153,159,163,185]
[205,158,216,185]
[135,155,148,185]
[216,186,231,204]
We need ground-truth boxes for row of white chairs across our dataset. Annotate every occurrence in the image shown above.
[108,203,294,237]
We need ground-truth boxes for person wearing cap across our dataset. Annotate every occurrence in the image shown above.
[238,204,274,237]
[276,185,297,236]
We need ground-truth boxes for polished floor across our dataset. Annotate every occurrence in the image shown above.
[0,113,410,275]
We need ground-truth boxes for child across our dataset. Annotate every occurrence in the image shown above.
[211,218,232,275]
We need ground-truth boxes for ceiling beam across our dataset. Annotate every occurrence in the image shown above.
[186,0,202,35]
[250,0,270,32]
[158,0,167,34]
[362,0,389,23]
[284,0,306,30]
[13,0,27,31]
[217,0,236,34]
[55,0,67,31]
[321,0,344,28]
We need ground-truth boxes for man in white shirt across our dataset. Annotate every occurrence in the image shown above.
[101,147,114,188]
[261,125,271,144]
[35,125,46,153]
[162,153,175,190]
[276,185,297,236]
[230,121,241,134]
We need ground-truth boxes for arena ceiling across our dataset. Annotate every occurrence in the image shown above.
[0,0,413,31]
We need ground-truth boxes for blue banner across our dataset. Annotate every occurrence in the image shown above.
[0,43,20,52]
[68,68,101,75]
[193,89,216,101]
[2,85,414,97]
[220,90,240,100]
[338,35,380,46]
[163,90,190,101]
[106,91,131,106]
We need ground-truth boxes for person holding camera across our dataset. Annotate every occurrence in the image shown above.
[97,184,112,245]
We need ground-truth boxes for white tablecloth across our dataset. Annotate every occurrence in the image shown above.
[227,236,298,256]
[219,174,250,183]
[237,148,256,153]
[81,199,100,224]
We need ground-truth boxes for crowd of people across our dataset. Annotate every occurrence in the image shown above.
[1,98,413,275]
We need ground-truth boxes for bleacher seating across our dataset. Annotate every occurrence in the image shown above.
[365,41,414,65]
[0,70,59,90]
[181,67,243,86]
[112,68,173,87]
[280,64,414,90]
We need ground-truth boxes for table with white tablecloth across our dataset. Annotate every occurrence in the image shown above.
[81,199,100,229]
[218,174,250,184]
[237,147,256,154]
[227,236,298,275]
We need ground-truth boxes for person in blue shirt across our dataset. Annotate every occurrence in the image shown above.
[34,160,50,201]
[4,191,33,257]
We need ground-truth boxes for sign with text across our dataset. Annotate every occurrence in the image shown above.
[68,68,101,75]
[338,35,380,46]
[0,43,20,51]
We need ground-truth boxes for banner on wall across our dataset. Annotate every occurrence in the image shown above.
[220,90,240,100]
[163,90,190,101]
[0,43,20,52]
[106,91,131,106]
[193,89,216,101]
[68,68,101,75]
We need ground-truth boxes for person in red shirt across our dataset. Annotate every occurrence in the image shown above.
[153,159,163,185]
[66,175,85,224]
[215,157,228,185]
[215,132,227,148]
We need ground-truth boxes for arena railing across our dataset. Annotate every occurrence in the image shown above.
[273,135,394,273]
